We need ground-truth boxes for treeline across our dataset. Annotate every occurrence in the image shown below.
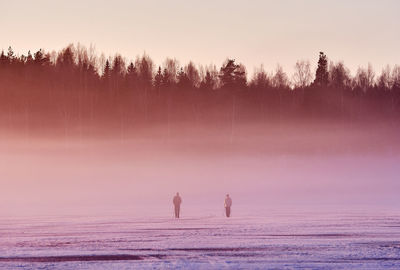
[0,44,399,136]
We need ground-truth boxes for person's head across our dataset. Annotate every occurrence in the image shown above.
[176,192,179,196]
[226,194,229,197]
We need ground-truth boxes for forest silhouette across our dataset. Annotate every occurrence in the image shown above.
[0,44,399,138]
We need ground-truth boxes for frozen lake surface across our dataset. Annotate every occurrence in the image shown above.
[1,210,400,269]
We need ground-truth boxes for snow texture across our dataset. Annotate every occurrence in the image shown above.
[1,210,400,269]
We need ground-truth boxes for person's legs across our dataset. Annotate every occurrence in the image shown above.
[175,205,180,218]
[225,207,231,217]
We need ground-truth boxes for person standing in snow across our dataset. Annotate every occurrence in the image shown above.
[173,192,182,218]
[224,194,232,217]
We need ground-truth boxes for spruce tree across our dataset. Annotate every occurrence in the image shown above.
[177,67,190,89]
[314,52,329,86]
[154,66,162,90]
[126,62,138,90]
[102,60,111,80]
[102,60,111,91]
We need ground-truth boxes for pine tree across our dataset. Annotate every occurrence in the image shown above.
[219,59,236,88]
[233,64,246,88]
[219,59,246,89]
[34,49,44,65]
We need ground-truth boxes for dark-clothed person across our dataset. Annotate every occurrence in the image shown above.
[173,192,182,218]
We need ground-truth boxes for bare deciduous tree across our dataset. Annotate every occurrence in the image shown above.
[293,60,312,89]
[272,65,290,89]
[354,63,375,92]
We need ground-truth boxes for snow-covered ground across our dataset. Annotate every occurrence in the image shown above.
[1,209,400,269]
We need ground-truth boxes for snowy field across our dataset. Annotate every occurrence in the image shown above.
[1,209,400,269]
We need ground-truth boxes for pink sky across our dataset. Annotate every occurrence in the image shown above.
[1,0,399,75]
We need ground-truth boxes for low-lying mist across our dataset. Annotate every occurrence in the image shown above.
[1,120,399,217]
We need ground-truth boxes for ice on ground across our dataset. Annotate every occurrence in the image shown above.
[1,209,400,269]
